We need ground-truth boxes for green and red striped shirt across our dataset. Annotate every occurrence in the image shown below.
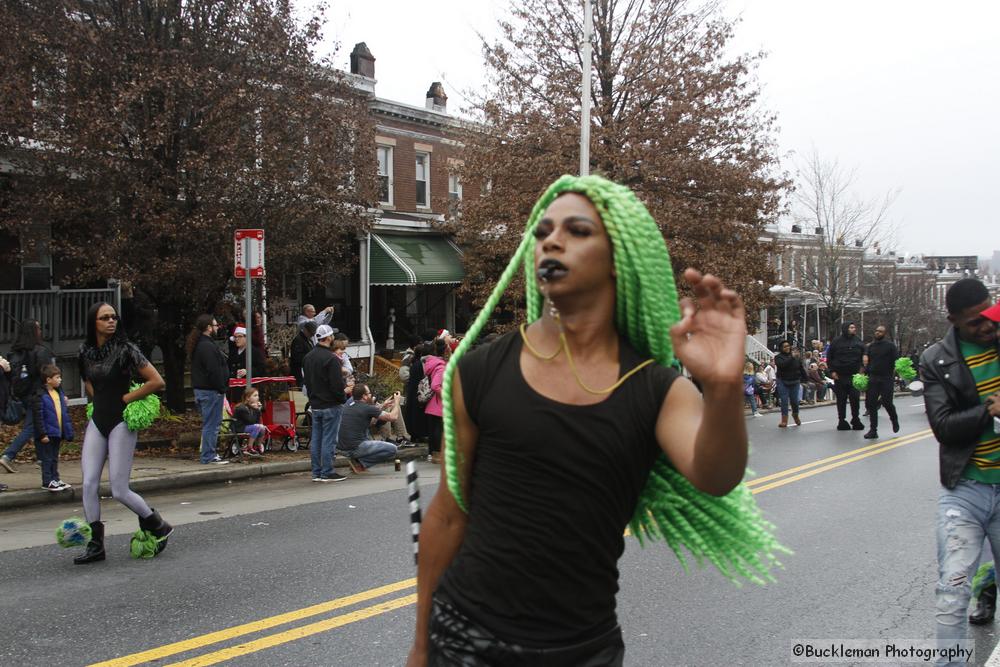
[960,339,1000,483]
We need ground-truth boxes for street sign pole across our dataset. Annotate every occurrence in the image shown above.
[244,236,253,387]
[235,228,264,390]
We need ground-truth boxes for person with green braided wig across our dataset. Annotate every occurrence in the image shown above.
[407,175,785,667]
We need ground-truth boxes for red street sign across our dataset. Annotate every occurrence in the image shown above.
[234,229,265,279]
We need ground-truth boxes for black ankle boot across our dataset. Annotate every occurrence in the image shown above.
[970,584,997,625]
[863,430,879,439]
[851,417,865,430]
[139,509,173,556]
[74,521,106,564]
[837,419,851,431]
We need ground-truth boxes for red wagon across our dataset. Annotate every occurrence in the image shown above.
[227,376,300,451]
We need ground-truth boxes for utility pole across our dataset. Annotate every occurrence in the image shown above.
[579,0,592,177]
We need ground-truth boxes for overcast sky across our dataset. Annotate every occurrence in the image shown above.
[311,0,997,258]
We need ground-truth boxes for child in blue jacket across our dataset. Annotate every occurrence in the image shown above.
[36,364,74,491]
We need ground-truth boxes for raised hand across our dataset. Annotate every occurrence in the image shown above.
[669,268,747,387]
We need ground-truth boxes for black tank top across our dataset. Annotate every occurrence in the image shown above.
[437,330,679,646]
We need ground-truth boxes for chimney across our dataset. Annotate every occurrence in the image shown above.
[350,42,375,78]
[425,82,447,112]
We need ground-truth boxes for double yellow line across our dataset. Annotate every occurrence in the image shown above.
[745,428,933,494]
[92,428,934,667]
[90,580,417,667]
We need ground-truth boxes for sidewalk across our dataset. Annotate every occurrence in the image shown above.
[0,445,429,511]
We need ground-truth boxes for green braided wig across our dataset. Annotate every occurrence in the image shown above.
[441,174,787,584]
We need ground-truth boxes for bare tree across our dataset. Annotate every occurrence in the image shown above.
[451,0,787,328]
[791,149,899,332]
[862,262,941,352]
[0,0,375,410]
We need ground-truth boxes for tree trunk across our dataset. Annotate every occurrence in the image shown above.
[159,334,188,413]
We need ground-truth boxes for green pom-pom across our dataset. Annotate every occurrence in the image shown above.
[895,357,917,381]
[123,383,160,431]
[852,373,869,391]
[85,402,93,421]
[56,517,92,548]
[129,529,163,559]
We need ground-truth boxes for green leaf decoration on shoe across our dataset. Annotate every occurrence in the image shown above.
[55,517,92,548]
[129,529,163,559]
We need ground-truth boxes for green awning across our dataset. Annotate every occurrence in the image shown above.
[370,233,464,286]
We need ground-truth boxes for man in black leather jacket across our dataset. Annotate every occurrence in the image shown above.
[827,321,865,431]
[923,278,1000,655]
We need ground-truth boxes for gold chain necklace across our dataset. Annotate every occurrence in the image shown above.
[519,322,562,360]
[519,307,654,395]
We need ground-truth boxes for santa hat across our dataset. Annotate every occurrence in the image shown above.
[437,329,450,339]
[230,325,247,341]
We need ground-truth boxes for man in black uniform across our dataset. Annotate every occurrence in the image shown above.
[862,324,899,439]
[827,321,865,431]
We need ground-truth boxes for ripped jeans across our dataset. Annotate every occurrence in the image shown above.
[935,479,1000,663]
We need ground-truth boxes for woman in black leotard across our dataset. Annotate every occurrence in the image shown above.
[75,302,171,564]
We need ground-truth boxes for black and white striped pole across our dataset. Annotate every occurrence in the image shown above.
[406,460,421,566]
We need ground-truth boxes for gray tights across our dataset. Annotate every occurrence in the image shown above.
[81,421,152,523]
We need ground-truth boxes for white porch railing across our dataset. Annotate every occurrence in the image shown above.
[0,288,120,347]
[745,334,775,365]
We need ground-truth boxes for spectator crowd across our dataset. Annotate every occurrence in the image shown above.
[0,303,464,492]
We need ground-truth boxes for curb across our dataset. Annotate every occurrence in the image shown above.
[0,446,430,512]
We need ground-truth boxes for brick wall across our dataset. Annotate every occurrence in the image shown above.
[374,116,478,216]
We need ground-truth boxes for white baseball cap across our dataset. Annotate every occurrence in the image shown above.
[316,324,335,340]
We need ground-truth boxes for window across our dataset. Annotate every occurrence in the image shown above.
[415,152,430,207]
[377,145,393,205]
[448,174,462,216]
[448,173,462,201]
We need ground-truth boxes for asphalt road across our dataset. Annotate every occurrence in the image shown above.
[1,398,996,666]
